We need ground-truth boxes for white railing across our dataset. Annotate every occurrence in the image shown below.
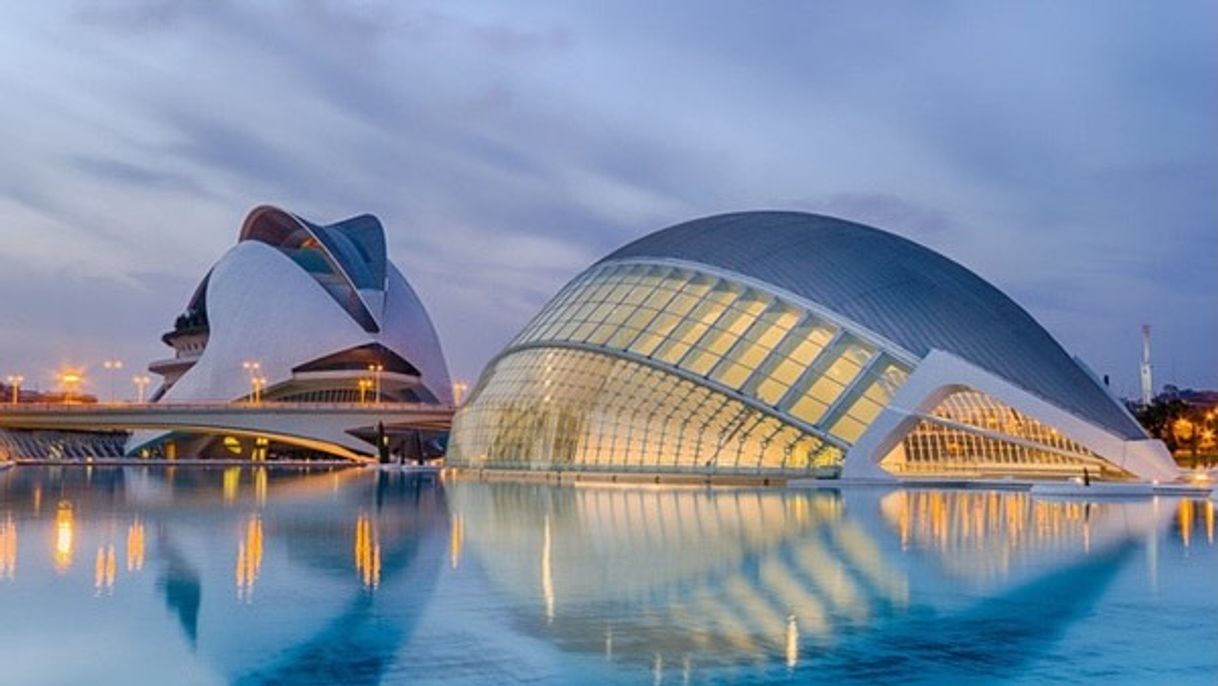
[0,401,455,413]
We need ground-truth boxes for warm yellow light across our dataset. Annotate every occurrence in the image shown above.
[449,512,463,570]
[785,615,799,669]
[126,519,145,572]
[94,544,116,595]
[223,465,242,499]
[0,514,16,580]
[236,515,263,602]
[53,501,75,574]
[354,513,381,589]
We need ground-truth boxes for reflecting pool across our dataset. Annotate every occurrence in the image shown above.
[0,467,1214,684]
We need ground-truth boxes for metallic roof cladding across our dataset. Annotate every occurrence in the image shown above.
[603,212,1145,440]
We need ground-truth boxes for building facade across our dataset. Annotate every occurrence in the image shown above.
[449,212,1178,481]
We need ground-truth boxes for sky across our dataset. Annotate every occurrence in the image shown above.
[0,0,1214,400]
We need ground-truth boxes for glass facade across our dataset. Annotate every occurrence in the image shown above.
[450,261,914,475]
[883,390,1129,478]
[449,348,842,474]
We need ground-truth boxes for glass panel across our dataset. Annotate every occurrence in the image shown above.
[447,347,840,475]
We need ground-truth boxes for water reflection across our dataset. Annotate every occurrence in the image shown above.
[53,500,74,574]
[1,512,16,580]
[443,481,1210,681]
[354,512,382,590]
[93,543,117,595]
[126,518,145,572]
[0,466,1212,684]
[235,515,264,602]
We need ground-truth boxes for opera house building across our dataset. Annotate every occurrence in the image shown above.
[449,211,1178,482]
[128,205,453,460]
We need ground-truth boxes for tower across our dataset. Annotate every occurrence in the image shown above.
[1139,324,1153,405]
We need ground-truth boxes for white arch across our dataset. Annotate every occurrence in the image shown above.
[841,350,1180,482]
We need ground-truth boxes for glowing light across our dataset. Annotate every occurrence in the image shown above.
[235,515,264,602]
[1178,499,1193,548]
[5,375,22,404]
[0,514,16,580]
[126,519,145,572]
[223,466,241,501]
[785,614,799,669]
[57,369,85,402]
[367,364,384,405]
[541,514,554,623]
[254,467,267,506]
[132,375,152,403]
[449,512,463,570]
[354,513,381,589]
[93,544,116,595]
[53,501,74,574]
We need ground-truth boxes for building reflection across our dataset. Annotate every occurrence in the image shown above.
[446,482,905,669]
[1,513,16,581]
[236,515,263,602]
[446,479,1184,675]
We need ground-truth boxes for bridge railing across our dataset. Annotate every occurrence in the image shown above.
[0,401,456,413]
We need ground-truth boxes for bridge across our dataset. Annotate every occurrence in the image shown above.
[0,402,454,462]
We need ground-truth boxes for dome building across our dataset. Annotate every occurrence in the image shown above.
[130,205,452,460]
[449,211,1177,481]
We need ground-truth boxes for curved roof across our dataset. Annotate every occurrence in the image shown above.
[240,205,386,332]
[602,211,1144,439]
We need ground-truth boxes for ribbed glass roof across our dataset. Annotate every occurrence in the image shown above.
[602,211,1145,440]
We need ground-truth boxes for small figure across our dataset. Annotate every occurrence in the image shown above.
[1082,467,1091,487]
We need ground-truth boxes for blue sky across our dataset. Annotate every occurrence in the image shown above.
[0,1,1214,399]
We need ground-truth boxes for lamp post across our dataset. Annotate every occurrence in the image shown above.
[5,375,22,405]
[132,375,152,403]
[453,380,468,406]
[58,370,84,403]
[251,376,267,405]
[242,361,262,404]
[102,360,123,403]
[357,378,373,405]
[367,364,384,405]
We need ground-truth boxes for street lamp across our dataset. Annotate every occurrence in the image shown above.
[5,375,22,405]
[357,378,373,405]
[452,380,468,406]
[367,364,384,405]
[102,360,123,403]
[132,375,152,403]
[58,369,84,403]
[242,361,262,404]
[249,375,267,405]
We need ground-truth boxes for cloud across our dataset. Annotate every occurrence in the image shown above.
[0,0,1213,392]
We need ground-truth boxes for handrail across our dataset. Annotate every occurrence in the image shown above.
[0,401,455,413]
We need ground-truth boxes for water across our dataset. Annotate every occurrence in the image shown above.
[0,467,1214,685]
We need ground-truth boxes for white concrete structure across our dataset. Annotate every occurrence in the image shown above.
[130,206,453,460]
[449,211,1178,482]
[2,403,452,462]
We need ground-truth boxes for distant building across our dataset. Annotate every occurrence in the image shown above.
[449,211,1178,481]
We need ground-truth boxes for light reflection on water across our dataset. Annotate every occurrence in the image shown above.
[0,467,1214,685]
